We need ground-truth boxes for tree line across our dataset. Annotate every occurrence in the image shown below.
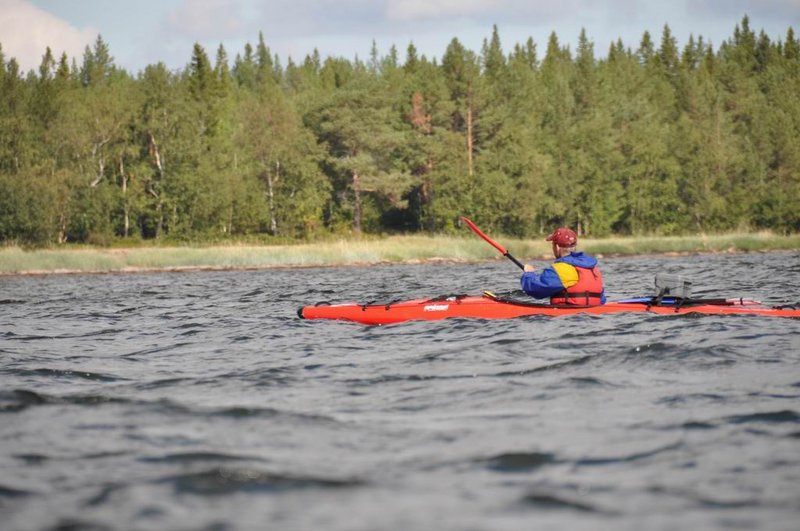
[1,16,798,246]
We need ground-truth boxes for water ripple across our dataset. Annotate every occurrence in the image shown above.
[155,467,364,495]
[518,489,615,514]
[3,368,127,382]
[725,410,800,424]
[482,452,558,472]
[575,442,684,466]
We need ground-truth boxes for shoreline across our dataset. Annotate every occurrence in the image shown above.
[2,232,799,277]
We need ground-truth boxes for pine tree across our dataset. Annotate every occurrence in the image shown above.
[441,37,480,210]
[233,43,257,90]
[256,32,276,85]
[304,67,400,233]
[80,35,115,87]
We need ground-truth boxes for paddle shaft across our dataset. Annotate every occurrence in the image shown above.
[461,217,525,270]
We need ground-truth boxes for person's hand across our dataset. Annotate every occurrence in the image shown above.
[523,264,535,272]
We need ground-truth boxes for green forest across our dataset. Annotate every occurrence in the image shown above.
[1,16,798,246]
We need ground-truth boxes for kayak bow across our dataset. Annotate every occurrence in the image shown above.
[298,293,800,325]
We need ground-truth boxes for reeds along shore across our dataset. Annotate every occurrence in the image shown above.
[1,233,799,275]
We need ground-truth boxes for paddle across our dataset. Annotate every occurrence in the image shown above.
[460,216,525,270]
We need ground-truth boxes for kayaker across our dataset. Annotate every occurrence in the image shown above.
[521,227,606,306]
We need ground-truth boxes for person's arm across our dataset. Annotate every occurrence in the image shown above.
[520,265,566,299]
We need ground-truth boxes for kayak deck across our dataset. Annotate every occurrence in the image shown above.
[298,293,800,325]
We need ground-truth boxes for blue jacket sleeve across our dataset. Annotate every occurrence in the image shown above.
[520,267,566,299]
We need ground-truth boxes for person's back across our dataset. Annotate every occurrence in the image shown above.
[520,228,606,306]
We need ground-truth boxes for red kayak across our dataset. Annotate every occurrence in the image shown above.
[298,293,800,325]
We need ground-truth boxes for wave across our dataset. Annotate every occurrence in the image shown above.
[154,467,364,495]
[1,367,127,382]
[0,484,34,498]
[0,389,340,425]
[138,452,263,464]
[482,451,558,472]
[725,410,800,424]
[575,442,684,466]
[518,492,604,513]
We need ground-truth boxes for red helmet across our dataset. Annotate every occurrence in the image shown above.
[546,227,577,247]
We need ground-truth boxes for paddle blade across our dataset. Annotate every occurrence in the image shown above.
[460,217,507,255]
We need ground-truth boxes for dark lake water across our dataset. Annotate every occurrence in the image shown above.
[2,252,800,530]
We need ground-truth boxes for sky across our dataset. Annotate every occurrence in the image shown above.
[1,0,799,75]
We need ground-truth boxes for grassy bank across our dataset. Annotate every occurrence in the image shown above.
[2,232,799,275]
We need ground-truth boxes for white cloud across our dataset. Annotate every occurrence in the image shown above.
[386,0,497,20]
[0,0,96,73]
[165,0,246,40]
[383,0,626,35]
[694,0,800,15]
